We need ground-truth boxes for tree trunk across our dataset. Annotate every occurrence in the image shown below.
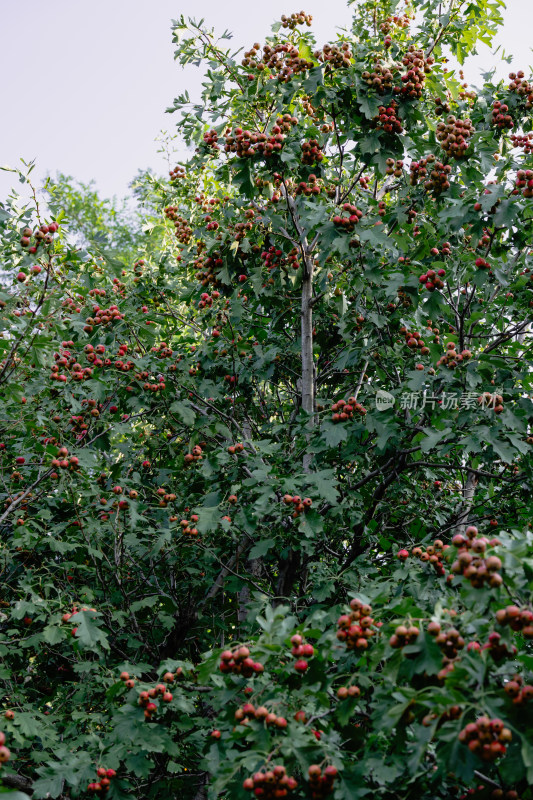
[301,260,315,474]
[454,469,478,537]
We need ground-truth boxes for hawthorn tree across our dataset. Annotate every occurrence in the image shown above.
[1,1,533,799]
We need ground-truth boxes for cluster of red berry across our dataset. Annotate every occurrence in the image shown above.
[202,129,219,150]
[179,514,199,537]
[514,169,533,198]
[419,267,446,292]
[193,254,223,287]
[398,48,432,99]
[428,621,465,660]
[83,343,106,368]
[84,303,124,334]
[361,62,395,94]
[436,115,474,158]
[330,397,367,423]
[169,165,185,181]
[477,392,504,413]
[301,139,323,164]
[434,96,451,116]
[508,70,533,108]
[336,598,377,651]
[227,442,245,455]
[49,446,80,472]
[86,767,117,793]
[436,342,472,370]
[203,213,219,232]
[389,623,420,649]
[336,684,360,699]
[313,42,352,68]
[503,674,533,706]
[479,631,518,662]
[133,258,145,277]
[224,125,289,159]
[332,203,364,231]
[184,444,203,466]
[137,680,174,720]
[402,329,430,355]
[282,494,312,519]
[50,344,94,383]
[219,645,265,676]
[243,765,298,797]
[281,11,312,28]
[380,13,411,33]
[198,291,216,310]
[409,539,448,577]
[308,764,338,799]
[20,221,59,252]
[373,103,403,134]
[242,41,312,81]
[0,730,11,769]
[261,246,299,273]
[411,158,452,195]
[511,133,533,154]
[491,100,514,130]
[290,633,314,672]
[385,157,404,176]
[295,174,321,196]
[458,716,512,762]
[234,702,287,729]
[450,526,503,588]
[164,207,193,244]
[495,604,533,638]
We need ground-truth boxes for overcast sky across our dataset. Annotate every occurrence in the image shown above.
[1,0,531,203]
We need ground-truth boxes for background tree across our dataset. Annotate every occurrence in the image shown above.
[0,0,532,799]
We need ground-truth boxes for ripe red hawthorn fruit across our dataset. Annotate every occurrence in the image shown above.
[16,272,27,282]
[294,659,308,672]
[4,710,15,720]
[210,729,221,738]
[0,745,11,763]
[397,549,409,560]
[15,457,25,465]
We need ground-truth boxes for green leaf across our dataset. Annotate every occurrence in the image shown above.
[70,611,109,651]
[321,421,348,447]
[170,400,196,426]
[249,538,275,559]
[42,625,65,645]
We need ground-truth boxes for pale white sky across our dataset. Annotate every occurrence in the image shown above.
[0,0,531,202]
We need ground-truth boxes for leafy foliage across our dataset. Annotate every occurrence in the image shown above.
[0,1,532,799]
